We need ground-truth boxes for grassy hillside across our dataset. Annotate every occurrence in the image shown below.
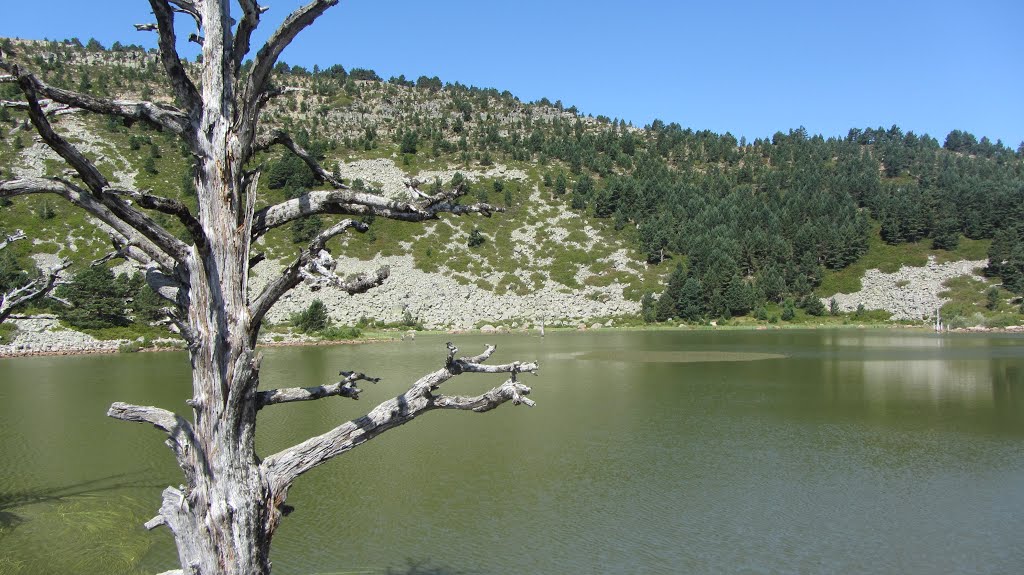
[2,37,1022,333]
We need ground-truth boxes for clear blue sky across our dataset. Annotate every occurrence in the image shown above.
[2,0,1021,146]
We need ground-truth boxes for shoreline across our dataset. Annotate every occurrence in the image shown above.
[3,322,1021,359]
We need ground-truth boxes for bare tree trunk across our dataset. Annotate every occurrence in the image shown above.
[1,2,537,573]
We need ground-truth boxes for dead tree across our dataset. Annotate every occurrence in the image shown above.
[0,229,70,323]
[0,2,538,573]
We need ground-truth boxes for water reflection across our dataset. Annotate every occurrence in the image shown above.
[578,349,786,363]
[856,359,992,405]
[1,330,1023,575]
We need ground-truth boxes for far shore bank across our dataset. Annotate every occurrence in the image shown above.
[3,322,1022,359]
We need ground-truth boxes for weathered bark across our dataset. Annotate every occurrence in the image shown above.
[263,344,537,488]
[1,2,538,574]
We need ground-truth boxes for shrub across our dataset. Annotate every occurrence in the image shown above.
[292,299,330,333]
[128,274,166,322]
[803,296,827,317]
[985,287,1000,311]
[467,228,485,248]
[37,201,56,220]
[401,310,424,330]
[400,130,418,154]
[640,291,657,323]
[291,215,323,244]
[781,299,796,321]
[319,325,362,340]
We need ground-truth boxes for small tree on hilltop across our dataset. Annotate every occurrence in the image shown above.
[0,3,538,573]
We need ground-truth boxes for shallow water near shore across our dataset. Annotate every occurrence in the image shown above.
[1,329,1023,574]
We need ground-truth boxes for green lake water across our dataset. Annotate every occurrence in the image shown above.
[1,329,1022,574]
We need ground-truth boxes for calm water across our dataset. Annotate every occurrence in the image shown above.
[1,330,1022,574]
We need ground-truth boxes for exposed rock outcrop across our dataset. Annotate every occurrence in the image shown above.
[252,253,639,330]
[824,257,988,320]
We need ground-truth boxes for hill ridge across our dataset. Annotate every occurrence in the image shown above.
[1,37,1022,351]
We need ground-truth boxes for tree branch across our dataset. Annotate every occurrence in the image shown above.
[255,129,345,187]
[106,188,207,253]
[0,229,26,251]
[248,219,378,335]
[257,370,380,409]
[261,345,538,490]
[146,0,202,114]
[167,0,203,33]
[0,97,79,118]
[107,402,203,479]
[242,0,339,114]
[1,178,180,270]
[254,84,306,109]
[11,78,191,264]
[0,60,189,134]
[0,257,70,323]
[17,75,108,192]
[233,0,267,76]
[251,187,502,239]
[88,235,186,308]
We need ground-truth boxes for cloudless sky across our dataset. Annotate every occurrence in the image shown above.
[2,0,1021,146]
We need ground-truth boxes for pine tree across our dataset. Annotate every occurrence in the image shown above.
[57,266,130,329]
[723,274,752,318]
[678,277,705,321]
[661,263,687,315]
[640,292,657,323]
[554,172,567,196]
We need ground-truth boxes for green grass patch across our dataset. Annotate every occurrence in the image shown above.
[939,276,1024,328]
[0,322,16,345]
[819,221,992,296]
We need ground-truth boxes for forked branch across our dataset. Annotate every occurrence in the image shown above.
[13,78,190,263]
[1,178,178,270]
[252,187,502,238]
[146,0,202,114]
[233,0,268,75]
[257,370,381,409]
[0,257,70,323]
[248,219,379,333]
[106,188,207,252]
[255,129,346,188]
[261,344,538,490]
[243,0,339,112]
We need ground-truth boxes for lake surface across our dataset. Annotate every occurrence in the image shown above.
[1,329,1022,574]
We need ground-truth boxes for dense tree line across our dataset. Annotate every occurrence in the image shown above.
[528,121,1023,315]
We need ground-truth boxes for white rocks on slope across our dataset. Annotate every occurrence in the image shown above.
[0,316,120,355]
[251,254,639,330]
[825,257,988,320]
[335,158,527,200]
